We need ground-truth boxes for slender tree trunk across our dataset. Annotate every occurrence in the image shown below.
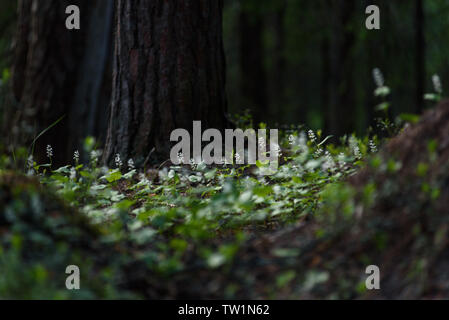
[11,0,113,166]
[104,0,228,166]
[415,0,425,113]
[239,5,267,124]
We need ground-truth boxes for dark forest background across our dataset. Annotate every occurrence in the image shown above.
[1,0,449,139]
[223,0,449,135]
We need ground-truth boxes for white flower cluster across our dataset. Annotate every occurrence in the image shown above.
[128,158,135,171]
[308,130,317,143]
[322,151,336,171]
[373,68,384,88]
[177,152,185,164]
[349,137,362,160]
[235,152,242,163]
[73,150,80,163]
[46,145,53,159]
[115,153,123,168]
[288,135,296,145]
[369,140,378,153]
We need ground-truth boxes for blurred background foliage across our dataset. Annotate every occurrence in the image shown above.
[223,0,449,135]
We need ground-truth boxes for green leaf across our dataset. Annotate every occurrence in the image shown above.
[106,170,122,183]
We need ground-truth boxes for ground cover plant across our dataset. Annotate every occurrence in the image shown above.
[2,74,446,298]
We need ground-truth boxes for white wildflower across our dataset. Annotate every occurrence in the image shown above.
[235,152,242,164]
[369,140,378,153]
[46,145,53,159]
[432,74,443,94]
[349,137,362,160]
[128,158,135,170]
[322,151,336,171]
[73,150,80,164]
[288,135,296,145]
[115,154,123,168]
[177,152,185,164]
[314,147,323,158]
[308,130,317,143]
[373,68,384,88]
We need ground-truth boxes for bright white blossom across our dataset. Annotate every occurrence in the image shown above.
[73,150,80,163]
[46,145,53,159]
[177,152,185,164]
[314,147,323,158]
[127,158,135,171]
[369,140,378,153]
[235,152,242,163]
[115,154,123,168]
[288,135,296,145]
[308,130,317,143]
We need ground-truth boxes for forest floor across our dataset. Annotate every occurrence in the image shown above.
[1,101,449,299]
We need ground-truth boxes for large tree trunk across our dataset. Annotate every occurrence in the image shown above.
[11,0,114,166]
[104,0,228,166]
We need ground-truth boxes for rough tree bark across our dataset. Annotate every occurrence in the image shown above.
[11,0,114,165]
[104,0,228,166]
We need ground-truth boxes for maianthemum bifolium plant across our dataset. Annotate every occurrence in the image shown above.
[0,69,444,299]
